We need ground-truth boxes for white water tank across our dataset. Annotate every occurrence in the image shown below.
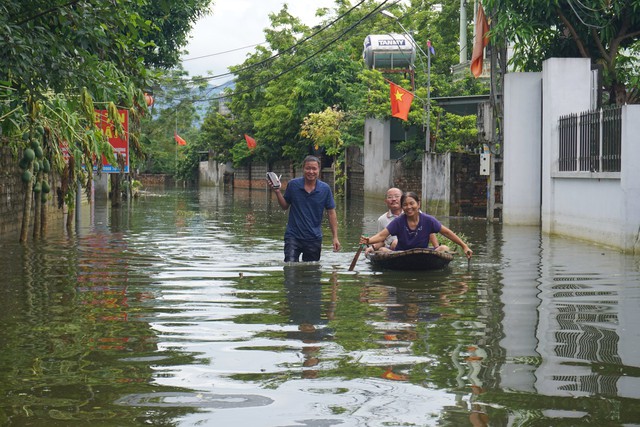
[363,34,416,69]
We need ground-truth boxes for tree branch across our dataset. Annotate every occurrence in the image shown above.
[556,7,591,59]
[591,28,611,66]
[599,13,638,73]
[608,13,631,58]
[17,0,84,26]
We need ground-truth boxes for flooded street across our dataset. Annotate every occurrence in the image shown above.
[1,186,640,426]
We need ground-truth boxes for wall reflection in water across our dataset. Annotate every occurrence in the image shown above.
[499,225,640,399]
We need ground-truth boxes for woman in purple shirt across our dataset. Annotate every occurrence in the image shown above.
[361,192,473,259]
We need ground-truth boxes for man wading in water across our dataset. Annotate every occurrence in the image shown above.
[269,155,341,262]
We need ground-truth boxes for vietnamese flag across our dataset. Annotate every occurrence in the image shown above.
[471,3,490,78]
[244,134,257,150]
[174,132,187,146]
[390,82,414,121]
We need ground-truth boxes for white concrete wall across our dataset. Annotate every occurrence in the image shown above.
[502,58,640,252]
[539,59,640,252]
[551,177,624,247]
[199,159,226,186]
[541,58,592,235]
[363,118,392,196]
[503,72,542,225]
[423,153,450,216]
[621,105,640,253]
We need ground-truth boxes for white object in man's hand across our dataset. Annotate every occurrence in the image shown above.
[266,172,281,189]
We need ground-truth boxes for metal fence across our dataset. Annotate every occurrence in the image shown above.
[558,106,621,173]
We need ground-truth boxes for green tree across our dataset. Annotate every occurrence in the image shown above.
[175,109,238,182]
[301,106,346,195]
[483,0,640,104]
[139,1,212,69]
[0,0,213,241]
[139,68,210,176]
[198,0,488,177]
[229,5,313,164]
[375,0,485,156]
[226,1,386,165]
[433,108,478,152]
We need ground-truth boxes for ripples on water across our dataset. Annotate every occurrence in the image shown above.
[0,188,639,426]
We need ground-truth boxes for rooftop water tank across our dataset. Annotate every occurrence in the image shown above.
[363,34,416,69]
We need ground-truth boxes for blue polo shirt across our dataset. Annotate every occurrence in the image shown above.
[283,177,336,240]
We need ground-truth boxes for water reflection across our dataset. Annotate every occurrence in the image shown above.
[283,264,335,378]
[0,187,639,426]
[537,237,640,400]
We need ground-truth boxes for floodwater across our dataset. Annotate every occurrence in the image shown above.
[1,186,640,427]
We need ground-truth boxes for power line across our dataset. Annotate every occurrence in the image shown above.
[176,0,368,84]
[182,43,265,62]
[566,0,607,29]
[191,0,391,102]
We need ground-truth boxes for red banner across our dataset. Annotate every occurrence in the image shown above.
[94,109,129,173]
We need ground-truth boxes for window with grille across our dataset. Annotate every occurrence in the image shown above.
[558,107,621,173]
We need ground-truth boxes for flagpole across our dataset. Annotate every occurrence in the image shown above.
[175,111,178,174]
[380,9,434,206]
[380,10,431,152]
[426,40,431,153]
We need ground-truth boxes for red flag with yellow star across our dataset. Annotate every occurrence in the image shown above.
[389,82,414,121]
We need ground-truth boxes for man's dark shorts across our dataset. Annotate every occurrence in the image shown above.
[284,237,322,262]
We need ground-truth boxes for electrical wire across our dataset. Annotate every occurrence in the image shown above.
[566,0,607,29]
[182,43,265,62]
[176,0,368,84]
[189,0,392,102]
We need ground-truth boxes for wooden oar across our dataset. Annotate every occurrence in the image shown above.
[348,243,365,271]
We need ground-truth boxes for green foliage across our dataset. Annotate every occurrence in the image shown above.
[157,0,490,178]
[139,68,212,176]
[483,0,640,104]
[301,106,347,195]
[230,139,255,167]
[0,0,213,240]
[358,69,392,120]
[618,46,640,103]
[200,112,238,162]
[0,0,210,94]
[434,109,478,153]
[139,0,212,69]
[174,144,200,182]
[301,106,345,156]
[223,2,401,166]
[438,232,469,253]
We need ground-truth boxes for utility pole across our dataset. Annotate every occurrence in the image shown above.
[460,0,467,63]
[486,8,507,222]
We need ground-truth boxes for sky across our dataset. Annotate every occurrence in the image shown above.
[181,0,337,83]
